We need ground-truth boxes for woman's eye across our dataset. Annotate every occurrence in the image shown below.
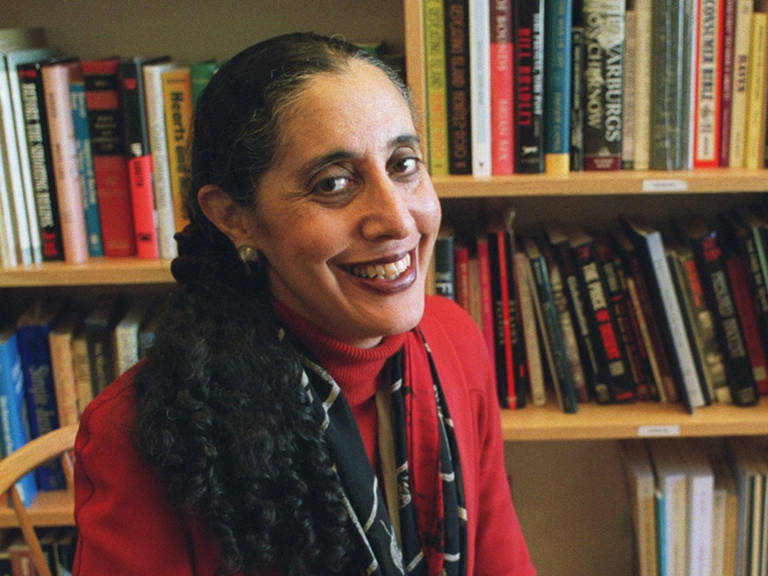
[391,156,420,175]
[311,175,353,196]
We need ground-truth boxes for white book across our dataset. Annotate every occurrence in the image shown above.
[468,0,491,177]
[619,440,658,576]
[112,298,152,376]
[632,0,652,169]
[679,439,714,576]
[0,132,16,267]
[142,60,178,259]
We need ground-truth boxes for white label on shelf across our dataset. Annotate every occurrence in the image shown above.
[636,424,681,437]
[641,179,688,192]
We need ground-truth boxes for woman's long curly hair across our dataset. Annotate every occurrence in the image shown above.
[132,33,410,575]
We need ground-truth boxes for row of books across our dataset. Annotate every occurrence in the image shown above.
[0,26,222,269]
[0,294,160,504]
[620,436,768,576]
[424,0,768,177]
[431,203,768,413]
[0,527,75,576]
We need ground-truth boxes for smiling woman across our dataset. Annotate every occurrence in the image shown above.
[71,33,536,576]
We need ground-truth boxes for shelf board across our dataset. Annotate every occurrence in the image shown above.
[500,396,768,441]
[0,490,73,528]
[0,258,174,287]
[433,169,768,198]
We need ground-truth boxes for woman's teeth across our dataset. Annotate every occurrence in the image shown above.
[347,253,411,280]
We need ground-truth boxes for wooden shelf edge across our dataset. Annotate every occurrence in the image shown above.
[500,396,768,441]
[0,490,74,528]
[433,169,768,198]
[0,258,174,287]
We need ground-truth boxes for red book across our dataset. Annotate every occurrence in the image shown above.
[490,0,514,174]
[725,252,768,394]
[119,57,160,259]
[476,234,496,370]
[720,0,737,165]
[454,242,470,312]
[487,228,516,407]
[81,57,135,257]
[693,0,725,167]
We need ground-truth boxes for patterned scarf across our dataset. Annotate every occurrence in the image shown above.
[296,330,466,576]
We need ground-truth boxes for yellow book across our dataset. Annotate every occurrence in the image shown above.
[729,0,754,167]
[424,0,448,175]
[744,8,767,169]
[161,66,192,232]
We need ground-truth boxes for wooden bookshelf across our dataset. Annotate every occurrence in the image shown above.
[0,258,173,287]
[500,397,768,441]
[0,491,73,528]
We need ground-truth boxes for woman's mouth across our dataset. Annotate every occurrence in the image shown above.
[344,252,412,280]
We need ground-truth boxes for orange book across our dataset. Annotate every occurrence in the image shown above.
[162,66,192,232]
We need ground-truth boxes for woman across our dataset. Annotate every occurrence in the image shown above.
[73,32,535,576]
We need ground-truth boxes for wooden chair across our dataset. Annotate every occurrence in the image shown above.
[0,424,78,576]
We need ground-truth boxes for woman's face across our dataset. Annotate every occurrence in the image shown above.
[249,60,441,347]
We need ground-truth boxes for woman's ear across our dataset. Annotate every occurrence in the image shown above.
[197,184,256,246]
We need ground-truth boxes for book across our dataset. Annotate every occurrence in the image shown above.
[468,0,491,177]
[0,98,20,267]
[15,298,66,490]
[475,233,496,369]
[632,0,652,170]
[41,59,89,264]
[570,0,585,171]
[81,57,135,257]
[693,0,724,167]
[620,216,706,412]
[189,59,220,108]
[711,457,739,576]
[453,241,470,313]
[69,60,103,258]
[161,65,192,233]
[568,226,635,404]
[142,59,177,259]
[619,440,658,576]
[119,57,160,259]
[71,322,93,415]
[84,295,125,396]
[444,0,472,174]
[17,59,64,262]
[744,2,768,169]
[47,307,81,428]
[113,297,152,376]
[719,0,737,166]
[514,0,545,173]
[490,0,514,175]
[582,0,624,170]
[524,237,578,413]
[544,0,572,175]
[729,0,754,167]
[424,0,449,175]
[649,0,688,170]
[0,326,38,507]
[433,226,455,300]
[680,440,715,576]
[621,7,635,170]
[513,251,546,406]
[678,218,759,406]
[486,226,516,407]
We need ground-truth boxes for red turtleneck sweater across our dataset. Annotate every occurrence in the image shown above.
[73,296,535,575]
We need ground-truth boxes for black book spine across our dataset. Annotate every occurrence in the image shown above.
[444,0,472,174]
[570,0,585,171]
[514,0,545,173]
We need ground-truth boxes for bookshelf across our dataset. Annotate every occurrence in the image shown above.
[1,1,768,574]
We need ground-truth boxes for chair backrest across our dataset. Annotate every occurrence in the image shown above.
[0,424,78,576]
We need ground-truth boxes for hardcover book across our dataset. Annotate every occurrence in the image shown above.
[161,65,192,233]
[48,307,81,427]
[693,0,724,167]
[544,0,573,175]
[514,0,545,173]
[424,0,449,175]
[468,0,491,177]
[570,0,586,171]
[444,0,472,174]
[513,251,546,406]
[490,0,514,175]
[728,0,754,167]
[487,227,517,408]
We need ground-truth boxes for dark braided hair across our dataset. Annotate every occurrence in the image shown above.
[132,33,410,575]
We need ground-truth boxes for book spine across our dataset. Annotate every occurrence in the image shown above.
[724,252,768,395]
[85,321,115,396]
[513,252,546,405]
[0,334,38,506]
[433,230,455,300]
[693,0,724,167]
[69,65,103,258]
[490,0,514,175]
[570,0,585,171]
[582,0,624,170]
[719,0,737,166]
[469,0,491,177]
[424,0,449,175]
[142,62,177,259]
[632,0,652,170]
[82,59,135,257]
[476,235,496,370]
[744,10,768,169]
[17,323,66,490]
[120,59,158,259]
[41,62,89,264]
[691,232,758,405]
[454,242,470,312]
[621,8,635,170]
[162,67,192,233]
[514,0,545,173]
[728,0,753,166]
[444,0,472,174]
[71,330,93,415]
[487,230,515,407]
[18,63,64,261]
[545,0,573,175]
[48,326,79,427]
[577,241,636,403]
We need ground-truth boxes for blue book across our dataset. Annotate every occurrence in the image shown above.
[654,488,666,576]
[69,64,103,257]
[0,327,38,507]
[544,0,573,175]
[16,299,66,491]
